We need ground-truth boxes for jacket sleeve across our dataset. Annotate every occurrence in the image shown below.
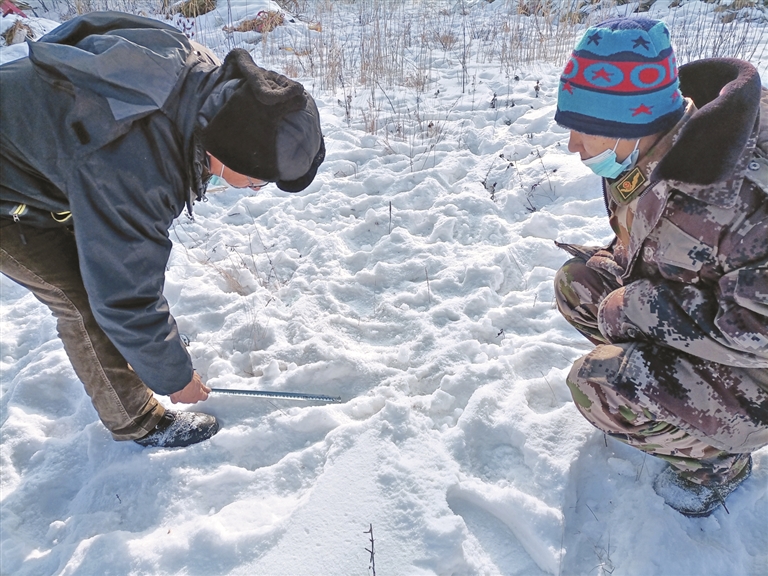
[38,11,180,45]
[597,264,768,368]
[28,12,192,123]
[66,147,194,396]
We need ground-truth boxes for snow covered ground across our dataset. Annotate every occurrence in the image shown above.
[1,1,767,574]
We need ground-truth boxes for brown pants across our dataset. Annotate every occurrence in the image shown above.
[0,223,164,440]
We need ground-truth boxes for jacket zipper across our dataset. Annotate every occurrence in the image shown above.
[10,204,27,245]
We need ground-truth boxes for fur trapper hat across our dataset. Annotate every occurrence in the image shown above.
[201,49,324,192]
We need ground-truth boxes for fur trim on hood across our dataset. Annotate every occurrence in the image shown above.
[653,58,762,185]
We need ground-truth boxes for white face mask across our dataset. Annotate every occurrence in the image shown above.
[582,139,641,179]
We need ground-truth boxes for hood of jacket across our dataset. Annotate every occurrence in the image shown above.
[164,59,229,207]
[26,12,231,210]
[29,11,192,122]
[652,58,763,187]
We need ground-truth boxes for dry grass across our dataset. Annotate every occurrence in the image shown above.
[282,60,301,78]
[229,0,765,170]
[172,0,216,18]
[2,20,34,45]
[225,11,285,34]
[46,0,767,171]
[434,31,458,50]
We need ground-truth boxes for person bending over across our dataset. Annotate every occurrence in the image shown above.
[0,12,325,448]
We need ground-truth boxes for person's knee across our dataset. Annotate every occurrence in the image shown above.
[567,344,655,438]
[554,258,586,301]
[567,343,637,407]
[555,260,590,325]
[566,354,592,408]
[554,258,613,316]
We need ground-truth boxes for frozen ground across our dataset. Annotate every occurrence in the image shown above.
[1,1,767,574]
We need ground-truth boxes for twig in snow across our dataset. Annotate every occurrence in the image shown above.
[425,266,432,305]
[389,201,392,234]
[372,277,377,317]
[535,148,555,197]
[481,155,498,200]
[716,491,730,515]
[376,81,398,117]
[245,206,283,287]
[558,519,565,576]
[636,454,647,482]
[539,370,557,404]
[592,532,615,574]
[364,524,376,576]
[267,400,289,417]
[507,249,527,290]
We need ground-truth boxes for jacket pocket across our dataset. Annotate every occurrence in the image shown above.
[653,219,716,281]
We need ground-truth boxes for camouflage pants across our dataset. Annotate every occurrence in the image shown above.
[555,257,768,485]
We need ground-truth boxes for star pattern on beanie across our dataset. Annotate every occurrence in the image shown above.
[592,67,613,82]
[633,36,650,50]
[631,103,653,116]
[588,32,602,45]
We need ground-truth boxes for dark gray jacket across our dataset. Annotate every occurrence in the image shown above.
[0,12,225,394]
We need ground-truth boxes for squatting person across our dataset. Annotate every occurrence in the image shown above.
[553,17,767,516]
[0,12,325,448]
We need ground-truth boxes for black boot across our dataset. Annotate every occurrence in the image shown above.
[653,457,752,517]
[134,410,219,448]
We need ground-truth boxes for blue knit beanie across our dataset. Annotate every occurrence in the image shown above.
[555,18,685,138]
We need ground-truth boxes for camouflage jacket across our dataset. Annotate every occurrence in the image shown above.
[558,58,768,368]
